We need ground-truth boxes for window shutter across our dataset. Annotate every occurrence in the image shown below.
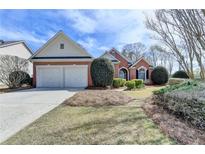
[146,70,149,79]
[136,70,138,79]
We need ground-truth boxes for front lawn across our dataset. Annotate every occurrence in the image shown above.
[2,86,175,145]
[127,86,165,101]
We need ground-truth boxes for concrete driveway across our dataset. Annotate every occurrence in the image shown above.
[0,88,79,142]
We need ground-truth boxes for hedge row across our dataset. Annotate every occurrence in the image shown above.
[153,81,197,95]
[153,81,205,130]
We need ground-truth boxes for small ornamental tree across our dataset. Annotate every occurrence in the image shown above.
[172,70,189,79]
[151,66,169,85]
[91,58,114,87]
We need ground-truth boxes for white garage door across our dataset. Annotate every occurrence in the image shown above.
[65,65,88,87]
[36,65,88,88]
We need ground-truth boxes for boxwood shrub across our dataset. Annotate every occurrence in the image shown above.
[132,79,144,88]
[151,66,168,85]
[112,78,126,88]
[113,78,122,88]
[91,58,114,87]
[121,79,126,87]
[172,70,189,79]
[125,80,135,90]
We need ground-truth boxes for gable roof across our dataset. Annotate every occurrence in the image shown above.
[30,30,93,59]
[100,51,120,63]
[129,57,152,68]
[108,48,132,64]
[0,40,21,47]
[0,40,33,55]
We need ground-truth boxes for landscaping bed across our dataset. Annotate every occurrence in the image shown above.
[142,81,205,144]
[63,90,134,107]
[153,81,205,130]
[143,97,205,144]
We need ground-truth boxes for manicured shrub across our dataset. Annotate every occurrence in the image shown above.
[151,66,168,85]
[133,79,144,88]
[125,80,135,90]
[113,78,122,88]
[9,71,31,88]
[153,81,205,130]
[121,79,126,87]
[113,78,127,88]
[172,70,189,79]
[168,78,187,85]
[91,58,114,87]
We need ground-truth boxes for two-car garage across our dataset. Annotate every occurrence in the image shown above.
[31,31,93,88]
[36,65,88,88]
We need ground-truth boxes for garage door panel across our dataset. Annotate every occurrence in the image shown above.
[64,66,88,88]
[37,67,63,88]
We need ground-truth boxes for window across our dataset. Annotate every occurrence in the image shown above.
[138,68,146,80]
[60,43,64,49]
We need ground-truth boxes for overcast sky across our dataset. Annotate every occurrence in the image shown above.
[0,10,154,57]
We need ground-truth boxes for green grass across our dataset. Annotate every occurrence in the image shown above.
[2,86,176,145]
[127,86,165,101]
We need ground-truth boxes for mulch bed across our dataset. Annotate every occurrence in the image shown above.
[63,90,135,107]
[142,97,205,144]
[0,86,32,93]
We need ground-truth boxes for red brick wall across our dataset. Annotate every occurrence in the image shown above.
[33,61,92,87]
[109,50,129,68]
[114,63,119,78]
[132,59,150,69]
[129,69,136,80]
[129,59,152,81]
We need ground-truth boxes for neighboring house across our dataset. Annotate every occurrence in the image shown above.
[100,48,153,82]
[0,40,33,77]
[30,31,93,88]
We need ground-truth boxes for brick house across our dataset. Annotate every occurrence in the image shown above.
[31,31,153,88]
[100,48,153,82]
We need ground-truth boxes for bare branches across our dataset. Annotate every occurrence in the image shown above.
[146,9,205,79]
[147,45,174,76]
[0,55,29,88]
[122,42,146,63]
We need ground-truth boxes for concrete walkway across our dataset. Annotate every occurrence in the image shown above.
[0,88,80,142]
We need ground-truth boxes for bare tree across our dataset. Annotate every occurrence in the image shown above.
[160,10,205,79]
[172,10,205,79]
[122,42,147,63]
[146,10,195,79]
[0,55,29,88]
[147,44,174,76]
